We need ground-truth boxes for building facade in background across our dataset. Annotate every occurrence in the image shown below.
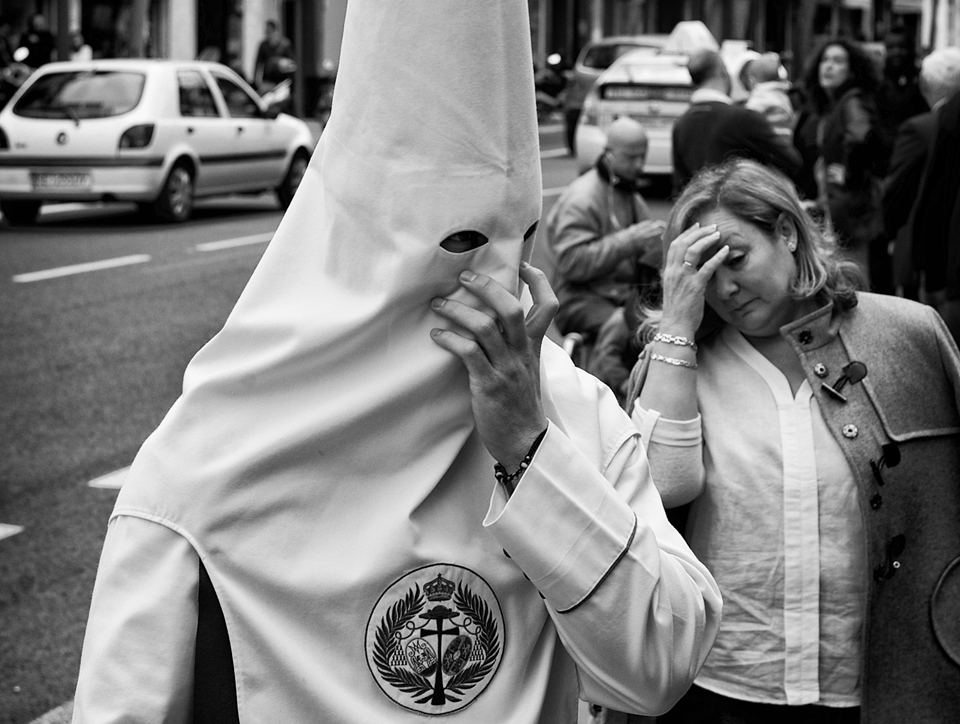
[2,0,959,117]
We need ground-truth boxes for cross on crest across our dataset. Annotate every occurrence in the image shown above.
[366,564,505,715]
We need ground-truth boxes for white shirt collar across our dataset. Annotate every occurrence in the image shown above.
[690,87,733,105]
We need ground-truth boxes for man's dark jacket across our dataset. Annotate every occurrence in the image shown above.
[913,91,960,298]
[672,93,801,195]
[882,109,938,290]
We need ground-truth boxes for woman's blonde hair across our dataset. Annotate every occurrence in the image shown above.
[639,158,863,343]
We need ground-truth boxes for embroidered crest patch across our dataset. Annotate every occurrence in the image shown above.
[365,563,505,715]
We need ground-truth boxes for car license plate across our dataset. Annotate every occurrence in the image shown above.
[30,171,92,189]
[629,115,674,129]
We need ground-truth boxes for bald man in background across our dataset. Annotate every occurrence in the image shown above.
[546,117,666,344]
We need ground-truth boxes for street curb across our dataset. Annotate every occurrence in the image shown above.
[28,701,72,724]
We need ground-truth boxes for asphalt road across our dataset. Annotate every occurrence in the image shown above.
[0,122,672,723]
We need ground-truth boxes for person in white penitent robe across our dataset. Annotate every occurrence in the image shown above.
[70,1,721,722]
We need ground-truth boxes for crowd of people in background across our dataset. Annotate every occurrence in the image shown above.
[547,27,960,724]
[0,13,298,115]
[550,27,960,390]
[0,13,97,108]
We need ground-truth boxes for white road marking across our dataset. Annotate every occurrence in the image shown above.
[540,147,570,159]
[542,187,566,198]
[195,232,274,252]
[12,254,152,283]
[0,523,25,542]
[88,467,130,489]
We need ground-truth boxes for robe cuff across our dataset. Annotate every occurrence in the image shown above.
[483,421,638,612]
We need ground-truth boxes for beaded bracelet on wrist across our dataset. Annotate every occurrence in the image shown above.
[653,332,698,353]
[650,352,698,369]
[494,427,548,496]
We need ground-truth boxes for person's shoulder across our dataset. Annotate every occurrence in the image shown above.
[675,101,719,128]
[854,291,922,312]
[546,169,604,226]
[848,292,940,333]
[725,102,767,121]
[557,168,603,200]
[716,102,774,136]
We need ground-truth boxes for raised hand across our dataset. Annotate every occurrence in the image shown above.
[660,223,728,337]
[430,262,557,470]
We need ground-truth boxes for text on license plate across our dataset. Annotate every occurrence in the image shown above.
[627,115,675,129]
[31,172,91,189]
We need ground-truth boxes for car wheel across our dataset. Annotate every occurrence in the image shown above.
[1,200,41,226]
[153,163,194,223]
[276,150,309,209]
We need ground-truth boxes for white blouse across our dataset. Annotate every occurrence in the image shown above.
[634,325,866,707]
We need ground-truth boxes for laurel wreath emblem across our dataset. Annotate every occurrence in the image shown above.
[371,581,501,705]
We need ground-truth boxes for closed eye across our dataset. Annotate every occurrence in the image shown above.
[725,252,746,268]
[440,230,489,253]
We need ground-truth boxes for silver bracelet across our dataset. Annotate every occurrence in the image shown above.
[653,332,698,353]
[650,352,698,369]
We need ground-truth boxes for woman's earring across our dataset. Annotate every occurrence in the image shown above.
[788,242,797,252]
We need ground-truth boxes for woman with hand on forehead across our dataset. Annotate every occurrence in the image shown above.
[627,158,960,724]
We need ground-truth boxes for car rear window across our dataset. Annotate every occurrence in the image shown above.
[13,71,146,119]
[601,84,693,102]
[582,43,650,71]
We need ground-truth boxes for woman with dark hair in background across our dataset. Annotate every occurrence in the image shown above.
[793,37,891,293]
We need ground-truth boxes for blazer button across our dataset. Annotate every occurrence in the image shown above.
[814,363,828,378]
[842,424,859,439]
[798,330,814,344]
[870,493,882,509]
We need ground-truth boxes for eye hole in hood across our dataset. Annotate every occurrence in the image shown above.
[524,221,539,241]
[440,230,489,254]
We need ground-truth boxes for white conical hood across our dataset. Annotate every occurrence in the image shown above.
[113,1,543,717]
[120,0,541,516]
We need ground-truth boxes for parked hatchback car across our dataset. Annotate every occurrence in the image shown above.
[562,34,668,151]
[0,59,315,224]
[573,22,726,183]
[574,50,693,180]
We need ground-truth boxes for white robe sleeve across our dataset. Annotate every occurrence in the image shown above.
[72,515,198,724]
[483,423,722,716]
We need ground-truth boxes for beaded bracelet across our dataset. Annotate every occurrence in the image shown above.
[650,352,698,369]
[653,332,698,353]
[494,427,548,496]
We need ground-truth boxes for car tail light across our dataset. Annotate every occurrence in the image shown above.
[580,91,599,126]
[0,126,8,150]
[119,124,155,149]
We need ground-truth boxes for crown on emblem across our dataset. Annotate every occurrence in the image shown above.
[424,573,455,602]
